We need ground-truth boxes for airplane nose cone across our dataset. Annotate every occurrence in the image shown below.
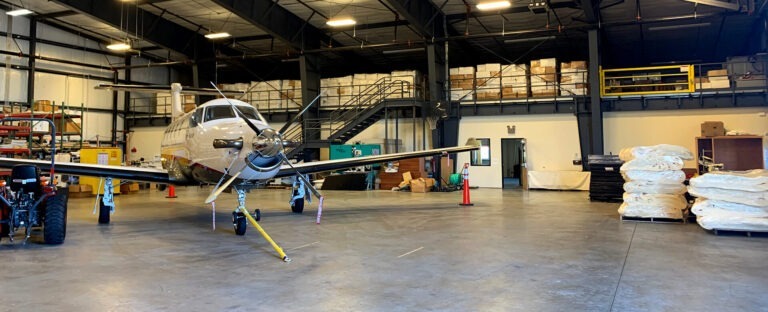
[252,128,282,157]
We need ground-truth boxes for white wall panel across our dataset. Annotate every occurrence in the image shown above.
[457,115,583,188]
[0,67,28,102]
[126,127,165,162]
[605,108,768,168]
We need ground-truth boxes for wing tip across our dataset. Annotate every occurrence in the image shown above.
[465,138,481,148]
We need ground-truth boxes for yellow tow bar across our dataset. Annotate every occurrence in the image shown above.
[239,208,291,262]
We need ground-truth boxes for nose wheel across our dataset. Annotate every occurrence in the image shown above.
[233,212,247,236]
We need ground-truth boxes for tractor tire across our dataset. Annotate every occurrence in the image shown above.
[291,198,304,214]
[43,192,67,244]
[98,201,110,224]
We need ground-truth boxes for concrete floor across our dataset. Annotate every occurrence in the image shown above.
[1,187,767,311]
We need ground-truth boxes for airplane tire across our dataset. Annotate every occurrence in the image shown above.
[253,209,261,222]
[43,192,67,244]
[233,212,246,236]
[0,201,9,237]
[98,201,110,224]
[291,198,304,214]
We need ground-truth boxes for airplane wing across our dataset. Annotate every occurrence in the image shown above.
[96,84,245,96]
[274,143,479,179]
[0,158,172,183]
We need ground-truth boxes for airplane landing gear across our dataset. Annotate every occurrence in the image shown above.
[232,188,260,235]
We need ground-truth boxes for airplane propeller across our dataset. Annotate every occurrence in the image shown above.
[205,82,324,207]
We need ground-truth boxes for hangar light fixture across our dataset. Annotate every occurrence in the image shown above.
[326,18,356,27]
[647,22,711,31]
[476,0,511,11]
[205,32,231,39]
[504,35,556,44]
[684,0,740,11]
[6,9,33,16]
[106,42,131,51]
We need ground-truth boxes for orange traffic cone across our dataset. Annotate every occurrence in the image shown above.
[166,185,177,198]
[459,163,473,206]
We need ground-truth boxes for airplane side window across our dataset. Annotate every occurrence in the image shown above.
[190,108,204,127]
[204,106,235,122]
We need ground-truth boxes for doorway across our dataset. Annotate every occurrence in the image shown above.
[501,138,526,189]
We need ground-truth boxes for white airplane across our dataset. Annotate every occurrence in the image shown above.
[0,83,479,239]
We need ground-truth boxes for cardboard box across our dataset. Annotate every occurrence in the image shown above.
[701,121,725,137]
[33,100,60,112]
[707,69,729,81]
[410,178,435,193]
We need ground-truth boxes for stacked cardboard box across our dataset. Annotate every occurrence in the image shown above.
[280,80,302,108]
[248,80,284,110]
[560,61,588,96]
[449,67,475,101]
[530,58,558,97]
[475,63,502,101]
[388,70,420,99]
[155,93,195,114]
[500,64,528,99]
[699,69,730,89]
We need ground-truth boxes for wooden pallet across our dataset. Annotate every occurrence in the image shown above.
[710,229,768,237]
[620,215,686,223]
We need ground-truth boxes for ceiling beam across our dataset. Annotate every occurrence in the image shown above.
[209,0,337,50]
[578,0,600,23]
[444,1,577,21]
[51,0,214,60]
[383,0,446,38]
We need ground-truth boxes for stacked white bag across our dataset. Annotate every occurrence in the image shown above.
[618,144,694,219]
[688,170,768,231]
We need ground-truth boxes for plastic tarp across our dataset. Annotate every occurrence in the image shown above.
[688,186,768,207]
[691,199,768,217]
[696,215,768,232]
[622,170,686,184]
[618,202,684,219]
[619,144,694,162]
[620,156,684,172]
[689,169,768,192]
[623,181,687,194]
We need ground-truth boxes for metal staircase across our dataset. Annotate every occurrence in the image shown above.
[282,77,419,159]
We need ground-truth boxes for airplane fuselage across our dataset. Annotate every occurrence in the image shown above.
[159,99,283,186]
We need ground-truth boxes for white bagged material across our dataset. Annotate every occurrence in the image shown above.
[619,144,694,161]
[691,199,768,217]
[623,193,688,210]
[620,156,684,172]
[622,170,686,183]
[696,215,768,232]
[689,169,768,192]
[688,185,768,207]
[618,202,684,219]
[623,181,687,194]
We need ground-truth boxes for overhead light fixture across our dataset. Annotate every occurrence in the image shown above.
[326,18,356,27]
[647,22,711,31]
[684,0,740,11]
[107,42,131,51]
[382,47,425,55]
[6,9,33,16]
[504,35,556,44]
[205,32,231,39]
[528,1,549,13]
[476,0,511,11]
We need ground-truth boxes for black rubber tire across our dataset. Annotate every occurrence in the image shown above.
[291,198,304,214]
[98,201,110,224]
[157,184,167,192]
[43,192,67,244]
[253,209,261,222]
[0,200,9,237]
[233,212,246,236]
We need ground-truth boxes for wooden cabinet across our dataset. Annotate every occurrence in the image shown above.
[378,158,426,190]
[696,136,765,173]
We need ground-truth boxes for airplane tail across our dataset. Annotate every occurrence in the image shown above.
[170,83,184,118]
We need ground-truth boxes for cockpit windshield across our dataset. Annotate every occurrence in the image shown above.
[234,105,260,120]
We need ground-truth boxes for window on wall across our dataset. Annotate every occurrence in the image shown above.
[471,138,491,166]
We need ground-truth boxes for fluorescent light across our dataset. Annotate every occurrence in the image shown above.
[684,0,740,11]
[6,9,33,16]
[205,32,231,39]
[476,1,511,11]
[504,36,556,44]
[647,22,711,31]
[382,48,425,55]
[326,18,356,27]
[107,42,131,51]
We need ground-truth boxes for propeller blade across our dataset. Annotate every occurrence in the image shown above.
[205,171,242,204]
[209,82,263,136]
[277,92,324,134]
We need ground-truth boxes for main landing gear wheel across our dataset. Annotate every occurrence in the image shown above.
[98,201,110,224]
[43,192,67,244]
[291,190,304,214]
[233,212,246,236]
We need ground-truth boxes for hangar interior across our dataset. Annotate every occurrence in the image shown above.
[0,0,767,310]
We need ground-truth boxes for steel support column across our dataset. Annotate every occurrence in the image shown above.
[26,17,36,106]
[576,29,603,169]
[300,54,321,162]
[122,55,131,155]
